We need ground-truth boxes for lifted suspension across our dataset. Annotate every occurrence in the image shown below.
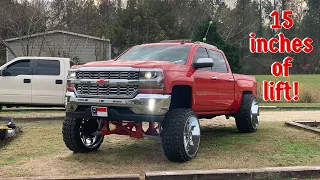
[101,121,160,139]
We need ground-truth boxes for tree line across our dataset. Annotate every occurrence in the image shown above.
[0,0,319,74]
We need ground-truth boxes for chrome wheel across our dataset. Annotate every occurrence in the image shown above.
[183,116,200,158]
[251,99,259,129]
[79,119,104,148]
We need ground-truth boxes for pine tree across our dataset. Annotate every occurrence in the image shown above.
[194,20,241,73]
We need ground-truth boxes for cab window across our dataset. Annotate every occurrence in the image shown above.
[193,47,211,71]
[208,50,228,73]
[35,60,60,76]
[5,60,31,76]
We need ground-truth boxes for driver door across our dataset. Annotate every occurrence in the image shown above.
[0,59,33,104]
[193,47,220,112]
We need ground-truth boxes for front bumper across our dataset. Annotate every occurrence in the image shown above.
[65,92,171,122]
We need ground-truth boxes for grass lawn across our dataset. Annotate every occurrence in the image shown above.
[254,74,320,103]
[254,75,320,89]
[0,110,320,177]
[0,110,64,119]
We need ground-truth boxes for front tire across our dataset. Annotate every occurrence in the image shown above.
[235,94,259,133]
[0,105,2,112]
[62,117,104,153]
[161,108,201,162]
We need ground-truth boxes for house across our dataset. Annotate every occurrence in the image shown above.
[4,30,111,64]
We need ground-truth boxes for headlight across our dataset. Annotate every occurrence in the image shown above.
[139,69,164,89]
[140,71,163,80]
[144,72,153,79]
[68,70,77,79]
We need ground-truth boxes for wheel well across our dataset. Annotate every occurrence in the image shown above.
[170,85,192,109]
[242,91,252,95]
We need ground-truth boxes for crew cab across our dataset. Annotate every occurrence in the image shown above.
[0,57,70,110]
[63,40,259,162]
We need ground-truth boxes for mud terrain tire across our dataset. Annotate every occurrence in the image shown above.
[161,108,201,162]
[235,94,259,133]
[62,117,104,153]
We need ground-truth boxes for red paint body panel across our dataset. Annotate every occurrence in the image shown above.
[192,70,219,112]
[77,42,257,116]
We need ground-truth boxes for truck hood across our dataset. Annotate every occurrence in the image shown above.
[82,60,175,69]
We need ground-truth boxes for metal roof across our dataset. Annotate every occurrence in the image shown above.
[5,30,110,42]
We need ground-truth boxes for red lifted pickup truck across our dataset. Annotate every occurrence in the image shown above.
[63,40,259,162]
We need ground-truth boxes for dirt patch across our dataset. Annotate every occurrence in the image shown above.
[200,111,320,126]
[259,111,320,122]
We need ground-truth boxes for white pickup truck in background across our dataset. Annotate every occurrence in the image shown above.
[0,57,71,111]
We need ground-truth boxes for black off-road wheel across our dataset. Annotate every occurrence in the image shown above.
[235,94,260,133]
[161,108,201,162]
[62,117,104,153]
[0,105,2,112]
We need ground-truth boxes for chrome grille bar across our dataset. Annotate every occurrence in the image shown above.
[77,71,139,80]
[76,84,139,99]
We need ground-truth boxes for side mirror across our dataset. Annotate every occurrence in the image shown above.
[193,58,214,69]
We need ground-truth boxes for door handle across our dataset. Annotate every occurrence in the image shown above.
[23,79,31,83]
[56,80,63,84]
[212,76,218,80]
[229,78,235,82]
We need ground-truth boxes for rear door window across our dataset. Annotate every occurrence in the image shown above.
[35,60,60,76]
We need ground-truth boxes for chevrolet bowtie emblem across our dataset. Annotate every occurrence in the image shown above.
[97,79,108,85]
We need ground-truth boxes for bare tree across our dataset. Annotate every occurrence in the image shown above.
[0,0,51,57]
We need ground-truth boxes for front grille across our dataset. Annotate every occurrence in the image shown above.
[76,84,139,98]
[77,71,139,80]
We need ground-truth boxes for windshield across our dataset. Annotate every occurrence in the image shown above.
[117,45,191,64]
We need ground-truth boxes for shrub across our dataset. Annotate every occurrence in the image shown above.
[299,91,313,103]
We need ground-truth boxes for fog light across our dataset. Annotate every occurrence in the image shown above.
[148,99,156,111]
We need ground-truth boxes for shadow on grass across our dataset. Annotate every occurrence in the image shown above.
[201,126,261,148]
